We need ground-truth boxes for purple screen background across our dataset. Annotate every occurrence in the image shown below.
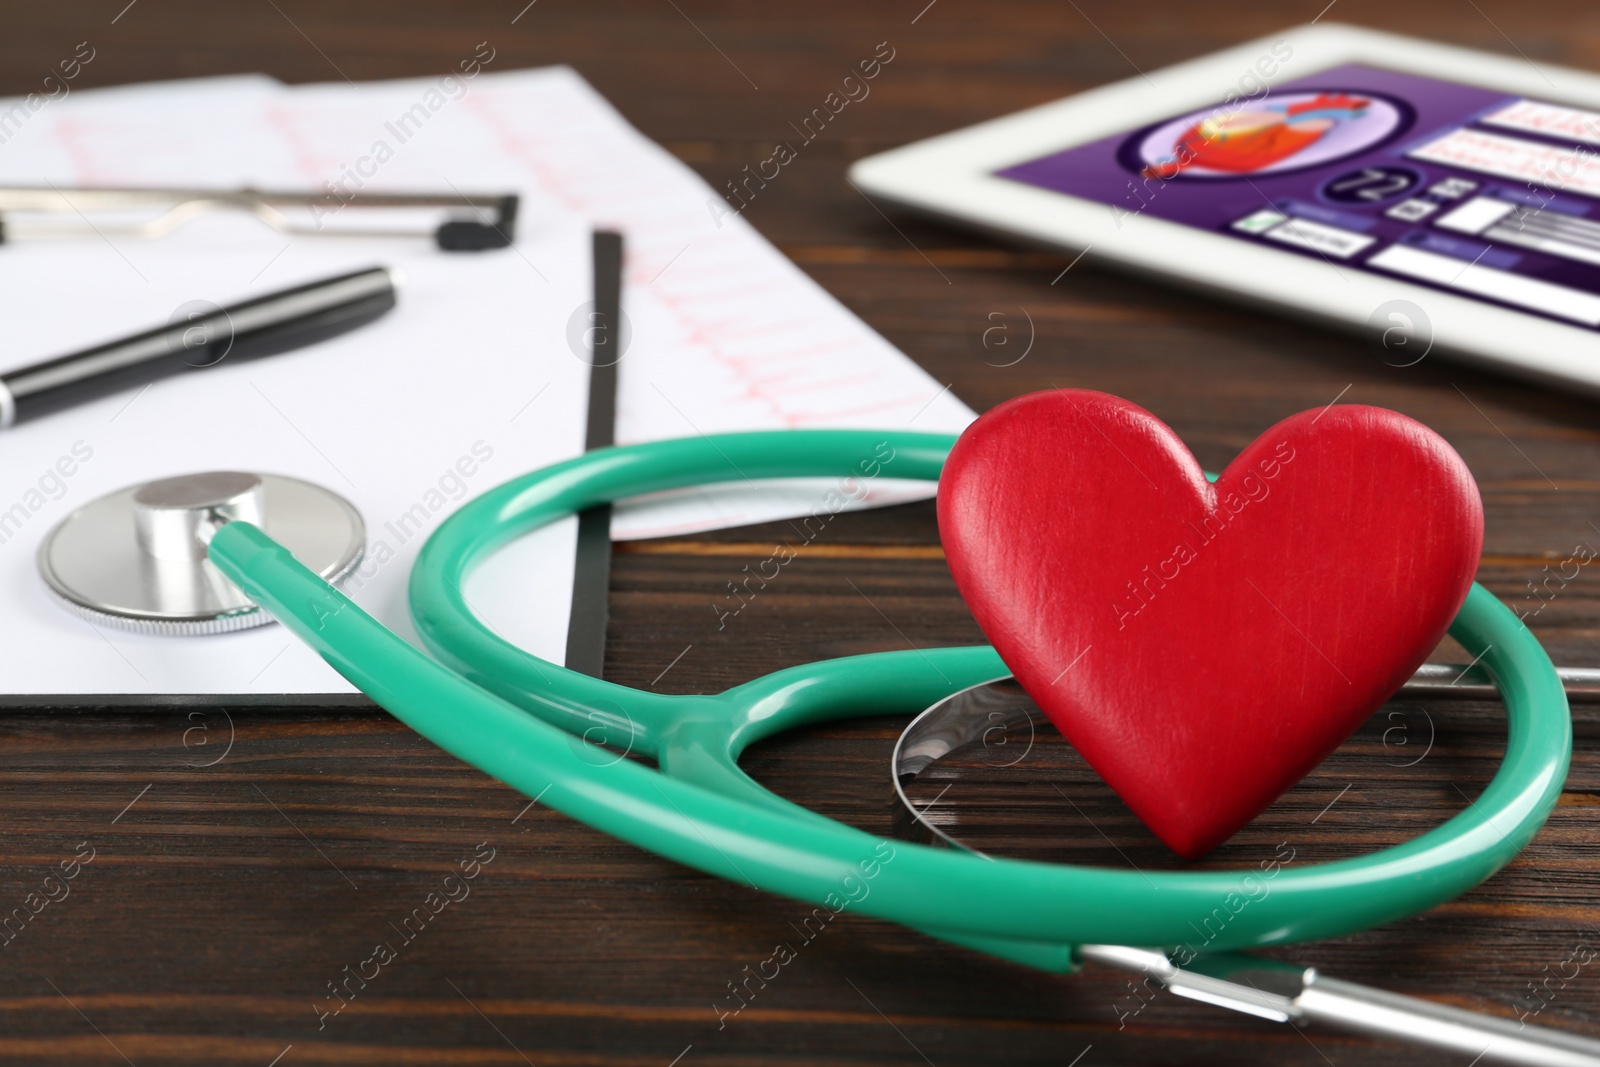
[996,63,1600,323]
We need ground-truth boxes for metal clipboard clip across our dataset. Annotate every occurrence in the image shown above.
[0,185,519,251]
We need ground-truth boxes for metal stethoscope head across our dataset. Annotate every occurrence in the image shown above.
[39,470,364,635]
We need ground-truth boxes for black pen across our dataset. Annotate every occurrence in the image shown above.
[0,264,399,428]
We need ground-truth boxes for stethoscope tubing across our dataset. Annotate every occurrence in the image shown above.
[208,429,1570,966]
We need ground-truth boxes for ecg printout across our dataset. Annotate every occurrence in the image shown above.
[0,68,973,696]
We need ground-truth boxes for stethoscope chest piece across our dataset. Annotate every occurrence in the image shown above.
[39,471,364,635]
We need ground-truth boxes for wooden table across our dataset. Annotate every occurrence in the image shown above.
[4,1,1600,1063]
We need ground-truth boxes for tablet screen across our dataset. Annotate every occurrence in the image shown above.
[999,64,1600,328]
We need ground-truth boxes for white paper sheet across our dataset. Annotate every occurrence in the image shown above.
[0,67,973,696]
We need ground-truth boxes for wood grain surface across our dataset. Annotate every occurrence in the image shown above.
[5,1,1600,1064]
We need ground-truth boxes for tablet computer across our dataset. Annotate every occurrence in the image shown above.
[850,23,1600,392]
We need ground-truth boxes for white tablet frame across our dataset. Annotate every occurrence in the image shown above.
[849,23,1600,394]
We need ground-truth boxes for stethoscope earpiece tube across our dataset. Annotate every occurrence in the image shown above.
[207,430,1571,966]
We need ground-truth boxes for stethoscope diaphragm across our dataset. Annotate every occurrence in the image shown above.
[38,470,364,636]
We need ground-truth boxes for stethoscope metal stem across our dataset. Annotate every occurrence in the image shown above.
[1405,662,1600,702]
[1080,945,1600,1065]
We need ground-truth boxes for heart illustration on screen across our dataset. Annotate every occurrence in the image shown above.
[937,389,1482,858]
[1140,92,1375,178]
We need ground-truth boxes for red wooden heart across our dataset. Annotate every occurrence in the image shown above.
[937,390,1482,859]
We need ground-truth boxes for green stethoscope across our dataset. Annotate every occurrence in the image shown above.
[59,429,1599,1064]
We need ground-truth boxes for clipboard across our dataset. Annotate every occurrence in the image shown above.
[0,67,974,708]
